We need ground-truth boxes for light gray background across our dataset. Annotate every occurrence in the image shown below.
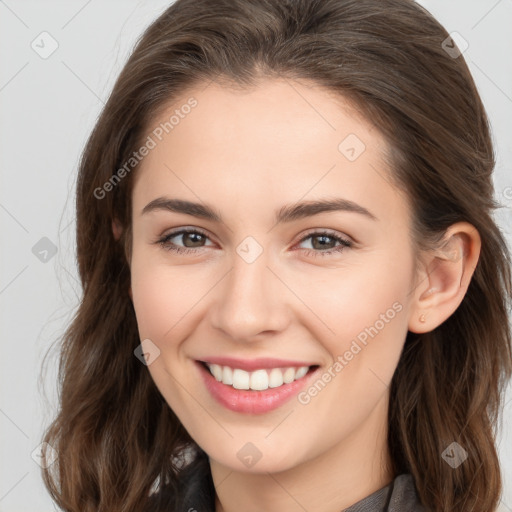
[1,1,511,510]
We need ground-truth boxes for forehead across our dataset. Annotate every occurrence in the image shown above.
[132,78,407,225]
[137,77,387,165]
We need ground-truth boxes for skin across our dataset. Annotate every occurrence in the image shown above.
[124,78,481,512]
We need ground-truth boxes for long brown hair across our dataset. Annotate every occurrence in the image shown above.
[41,0,512,510]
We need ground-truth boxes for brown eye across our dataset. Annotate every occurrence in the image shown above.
[180,232,207,247]
[157,228,214,254]
[297,231,352,256]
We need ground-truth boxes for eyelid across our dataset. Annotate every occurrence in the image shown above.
[154,226,355,255]
[157,226,351,244]
[158,225,211,239]
[155,226,215,247]
[295,227,353,245]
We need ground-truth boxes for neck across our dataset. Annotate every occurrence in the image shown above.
[210,394,394,512]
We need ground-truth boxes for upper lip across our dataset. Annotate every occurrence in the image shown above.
[198,356,318,372]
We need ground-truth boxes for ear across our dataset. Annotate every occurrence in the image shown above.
[112,218,123,241]
[112,218,133,301]
[408,222,481,333]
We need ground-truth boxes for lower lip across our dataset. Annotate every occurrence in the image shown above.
[196,361,319,414]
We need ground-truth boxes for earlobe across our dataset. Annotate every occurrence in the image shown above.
[408,222,481,334]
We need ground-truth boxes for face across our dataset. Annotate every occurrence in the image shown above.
[129,78,418,474]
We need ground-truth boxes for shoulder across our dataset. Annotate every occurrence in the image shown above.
[142,449,216,512]
[387,473,426,512]
[343,473,425,512]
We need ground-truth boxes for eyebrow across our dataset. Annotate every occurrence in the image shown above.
[141,197,377,223]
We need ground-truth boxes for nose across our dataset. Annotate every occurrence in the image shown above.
[209,246,291,342]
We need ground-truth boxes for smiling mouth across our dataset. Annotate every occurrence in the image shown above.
[199,361,319,391]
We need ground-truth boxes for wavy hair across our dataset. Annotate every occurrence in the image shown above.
[41,0,512,510]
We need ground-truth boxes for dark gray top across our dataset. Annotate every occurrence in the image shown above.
[144,448,426,512]
[344,474,426,512]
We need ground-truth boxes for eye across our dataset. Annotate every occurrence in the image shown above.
[156,228,214,254]
[295,230,353,257]
[154,228,353,257]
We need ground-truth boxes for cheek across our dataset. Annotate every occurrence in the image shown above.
[131,270,178,340]
[302,249,414,409]
[308,254,411,350]
[130,250,211,341]
[289,263,411,457]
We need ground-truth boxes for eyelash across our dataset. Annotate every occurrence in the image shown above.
[155,228,353,257]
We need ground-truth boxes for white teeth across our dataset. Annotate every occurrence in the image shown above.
[222,365,233,385]
[250,369,268,391]
[283,367,295,384]
[269,368,284,388]
[295,366,309,379]
[205,363,311,391]
[232,369,250,390]
[210,364,223,382]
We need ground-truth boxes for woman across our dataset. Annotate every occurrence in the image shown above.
[41,0,512,511]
